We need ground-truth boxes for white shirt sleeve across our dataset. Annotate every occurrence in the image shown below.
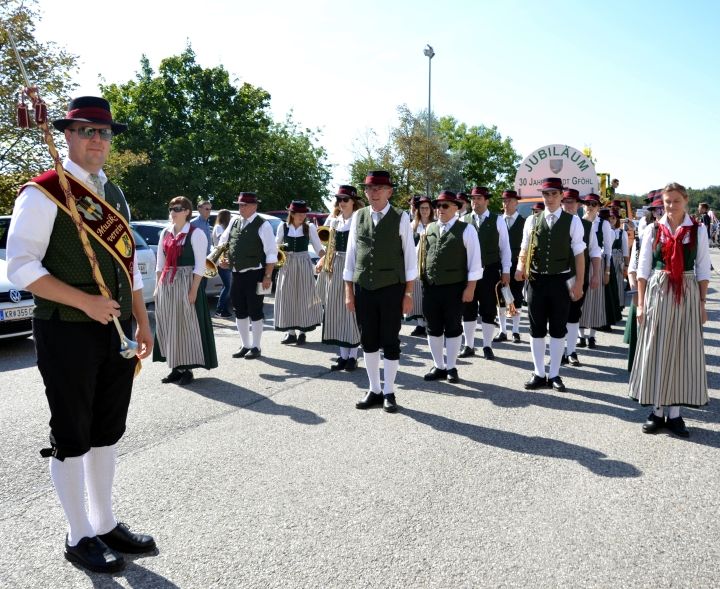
[463,224,484,281]
[218,218,237,247]
[260,221,279,264]
[519,214,536,253]
[342,211,360,281]
[212,224,224,247]
[191,229,208,276]
[627,240,638,274]
[569,216,587,256]
[496,216,512,273]
[694,223,712,281]
[308,223,324,254]
[588,228,602,259]
[602,220,614,261]
[400,211,419,282]
[275,222,286,245]
[636,226,654,280]
[155,229,167,272]
[621,231,629,257]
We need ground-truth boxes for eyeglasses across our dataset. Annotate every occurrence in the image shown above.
[437,203,453,210]
[69,126,113,141]
[585,202,599,208]
[336,197,352,203]
[169,206,187,213]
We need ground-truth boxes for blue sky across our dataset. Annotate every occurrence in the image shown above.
[35,0,720,195]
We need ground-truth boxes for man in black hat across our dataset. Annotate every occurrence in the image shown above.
[7,96,155,573]
[494,189,525,343]
[515,178,585,392]
[343,171,418,413]
[218,192,278,360]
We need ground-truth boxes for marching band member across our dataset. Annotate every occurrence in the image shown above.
[608,207,630,309]
[154,196,218,385]
[274,200,324,343]
[630,183,710,437]
[420,191,482,383]
[456,191,469,217]
[459,186,511,360]
[560,189,601,367]
[344,171,418,413]
[515,178,585,392]
[218,192,278,360]
[316,186,363,371]
[578,193,614,349]
[494,189,525,344]
[407,195,434,336]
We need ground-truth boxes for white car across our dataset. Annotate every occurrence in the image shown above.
[0,258,34,340]
[131,228,157,304]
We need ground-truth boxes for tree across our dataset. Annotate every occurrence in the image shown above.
[0,0,78,212]
[102,46,331,218]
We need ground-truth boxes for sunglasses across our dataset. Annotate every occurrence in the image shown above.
[169,206,187,213]
[69,126,113,141]
[437,203,453,210]
[585,202,599,207]
[336,197,352,203]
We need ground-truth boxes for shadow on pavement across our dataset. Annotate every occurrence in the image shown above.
[401,407,642,478]
[79,558,179,589]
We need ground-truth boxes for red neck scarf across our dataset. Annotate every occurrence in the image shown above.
[160,226,192,284]
[655,219,697,303]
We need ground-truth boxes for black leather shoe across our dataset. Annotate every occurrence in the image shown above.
[577,337,587,348]
[65,536,124,573]
[177,370,194,385]
[161,368,183,383]
[568,352,581,367]
[383,394,398,413]
[483,346,495,360]
[232,347,250,358]
[588,337,597,349]
[446,368,459,383]
[666,416,690,437]
[458,346,475,358]
[297,333,306,345]
[356,391,383,410]
[344,358,357,371]
[561,354,569,366]
[524,373,547,390]
[410,325,427,337]
[331,358,348,371]
[512,332,521,344]
[98,523,156,554]
[493,332,508,343]
[244,347,261,359]
[424,366,448,381]
[548,375,566,392]
[642,413,665,434]
[281,333,297,344]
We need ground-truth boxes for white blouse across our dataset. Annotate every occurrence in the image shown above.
[155,222,208,276]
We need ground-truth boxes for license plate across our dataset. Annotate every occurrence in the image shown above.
[138,262,147,274]
[0,305,34,321]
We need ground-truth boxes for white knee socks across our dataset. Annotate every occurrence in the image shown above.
[84,445,117,535]
[364,351,381,393]
[566,323,580,355]
[339,346,349,359]
[427,335,446,369]
[530,337,546,377]
[548,337,564,379]
[446,336,462,370]
[50,456,95,546]
[498,310,507,333]
[668,406,681,419]
[481,322,495,348]
[512,313,521,334]
[383,359,399,396]
[462,321,476,349]
[236,318,250,348]
[251,319,264,349]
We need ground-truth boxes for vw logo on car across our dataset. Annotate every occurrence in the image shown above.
[9,289,21,304]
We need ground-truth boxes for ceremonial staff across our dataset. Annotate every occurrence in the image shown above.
[6,28,138,358]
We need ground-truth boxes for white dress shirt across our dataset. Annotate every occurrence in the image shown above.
[218,213,279,272]
[611,228,629,256]
[590,217,615,264]
[636,213,711,281]
[430,217,483,281]
[470,210,512,273]
[519,207,587,272]
[275,222,324,256]
[7,158,143,291]
[324,214,353,233]
[343,202,419,283]
[155,222,208,276]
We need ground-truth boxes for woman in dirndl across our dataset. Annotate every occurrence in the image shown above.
[608,207,629,311]
[315,186,363,370]
[629,183,711,437]
[154,196,218,385]
[406,196,434,336]
[274,200,324,343]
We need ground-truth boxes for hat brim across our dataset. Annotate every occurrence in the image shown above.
[538,187,563,193]
[237,199,261,205]
[362,182,397,188]
[53,117,127,134]
[334,194,362,200]
[432,200,460,208]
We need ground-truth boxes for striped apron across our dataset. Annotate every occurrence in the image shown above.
[316,252,360,347]
[580,259,607,328]
[274,252,323,331]
[611,249,625,305]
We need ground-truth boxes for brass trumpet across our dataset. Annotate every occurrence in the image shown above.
[496,280,519,318]
[322,226,336,273]
[204,243,230,278]
[317,226,331,244]
[276,244,287,268]
[417,232,428,277]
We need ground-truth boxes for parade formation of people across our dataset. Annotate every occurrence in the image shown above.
[4,91,715,576]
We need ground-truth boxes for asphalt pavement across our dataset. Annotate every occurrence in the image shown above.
[1,250,719,589]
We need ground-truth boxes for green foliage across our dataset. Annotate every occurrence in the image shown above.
[688,185,720,212]
[0,0,78,207]
[101,46,331,218]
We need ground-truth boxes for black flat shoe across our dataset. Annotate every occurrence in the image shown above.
[548,375,566,392]
[561,354,569,366]
[331,358,348,371]
[410,325,427,337]
[524,373,547,390]
[666,416,690,437]
[356,391,383,410]
[383,394,398,413]
[161,368,183,383]
[281,333,297,344]
[177,370,194,385]
[244,347,261,359]
[577,337,587,348]
[98,523,156,554]
[458,346,475,358]
[568,352,581,366]
[642,413,665,434]
[65,536,125,573]
[344,358,357,371]
[493,332,508,343]
[424,366,448,381]
[297,333,306,345]
[232,347,250,358]
[588,337,597,349]
[512,332,521,344]
[483,346,495,360]
[446,368,459,383]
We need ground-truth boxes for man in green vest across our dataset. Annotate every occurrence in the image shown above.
[515,177,585,392]
[343,171,418,413]
[7,96,155,573]
[495,189,525,343]
[218,192,278,360]
[421,191,482,383]
[459,186,511,360]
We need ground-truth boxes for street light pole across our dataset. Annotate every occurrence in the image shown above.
[423,44,435,198]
